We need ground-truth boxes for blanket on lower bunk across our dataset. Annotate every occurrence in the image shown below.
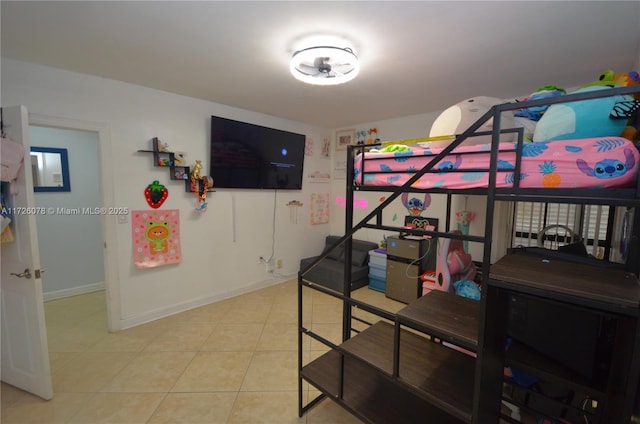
[353,137,639,189]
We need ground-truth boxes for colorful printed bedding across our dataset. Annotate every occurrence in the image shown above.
[353,137,639,190]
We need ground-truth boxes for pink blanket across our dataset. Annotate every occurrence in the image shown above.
[353,137,639,189]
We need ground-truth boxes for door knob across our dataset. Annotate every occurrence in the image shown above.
[10,268,32,279]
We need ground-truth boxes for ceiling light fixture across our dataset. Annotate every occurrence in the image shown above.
[289,46,360,86]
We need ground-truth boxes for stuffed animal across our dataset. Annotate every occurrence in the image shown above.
[533,71,637,142]
[429,96,517,148]
[373,144,410,153]
[515,85,566,121]
[614,71,640,87]
[580,69,617,89]
[453,280,481,300]
[447,248,476,279]
[401,192,431,216]
[615,71,640,100]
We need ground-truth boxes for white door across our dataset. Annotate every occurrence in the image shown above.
[1,105,53,400]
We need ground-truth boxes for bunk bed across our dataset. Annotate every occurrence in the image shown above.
[298,85,640,423]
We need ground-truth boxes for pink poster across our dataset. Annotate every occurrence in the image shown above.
[132,209,181,269]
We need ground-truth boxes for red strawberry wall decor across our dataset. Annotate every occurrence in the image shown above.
[144,180,168,209]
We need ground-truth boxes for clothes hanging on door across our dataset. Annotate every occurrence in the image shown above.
[1,136,25,194]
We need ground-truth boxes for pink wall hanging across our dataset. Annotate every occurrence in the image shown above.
[132,209,181,269]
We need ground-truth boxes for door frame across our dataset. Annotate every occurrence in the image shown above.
[29,114,120,332]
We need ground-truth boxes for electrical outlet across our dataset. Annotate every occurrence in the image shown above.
[276,259,282,269]
[266,259,275,273]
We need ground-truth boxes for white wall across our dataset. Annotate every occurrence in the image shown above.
[2,58,332,328]
[31,126,105,298]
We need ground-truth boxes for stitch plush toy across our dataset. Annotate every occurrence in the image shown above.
[401,192,431,216]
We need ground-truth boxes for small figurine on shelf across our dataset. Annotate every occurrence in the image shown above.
[456,197,476,250]
[190,160,202,179]
[355,130,367,145]
[173,167,187,180]
[174,152,186,166]
[157,157,172,167]
[367,127,379,144]
[189,160,212,213]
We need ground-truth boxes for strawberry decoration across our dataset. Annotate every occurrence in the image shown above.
[144,180,168,209]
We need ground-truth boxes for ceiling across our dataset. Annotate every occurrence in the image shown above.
[2,1,640,129]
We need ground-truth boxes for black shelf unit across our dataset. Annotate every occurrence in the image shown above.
[482,253,640,423]
[137,137,214,193]
[137,137,185,177]
[298,86,640,423]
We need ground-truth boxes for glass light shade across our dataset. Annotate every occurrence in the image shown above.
[289,46,360,86]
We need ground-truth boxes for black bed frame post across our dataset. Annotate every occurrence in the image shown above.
[445,193,452,232]
[472,104,506,423]
[297,270,304,416]
[628,206,640,277]
[343,145,356,343]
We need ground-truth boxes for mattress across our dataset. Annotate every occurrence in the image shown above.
[353,137,639,190]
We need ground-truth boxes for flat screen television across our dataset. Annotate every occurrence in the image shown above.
[209,116,305,190]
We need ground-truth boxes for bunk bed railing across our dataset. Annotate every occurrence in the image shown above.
[354,85,640,197]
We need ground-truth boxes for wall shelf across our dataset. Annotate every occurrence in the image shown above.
[137,137,214,193]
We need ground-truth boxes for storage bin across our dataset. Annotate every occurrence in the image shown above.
[369,263,386,279]
[368,249,387,267]
[386,259,421,303]
[368,275,386,293]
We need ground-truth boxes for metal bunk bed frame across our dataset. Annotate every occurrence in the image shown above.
[298,85,640,423]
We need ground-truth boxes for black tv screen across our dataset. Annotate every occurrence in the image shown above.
[210,116,305,190]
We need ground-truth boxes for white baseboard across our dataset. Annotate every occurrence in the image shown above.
[119,274,296,330]
[44,282,105,301]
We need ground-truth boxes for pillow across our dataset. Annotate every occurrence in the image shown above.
[323,244,345,261]
[351,249,369,267]
[533,85,632,142]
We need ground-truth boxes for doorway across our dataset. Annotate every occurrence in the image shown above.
[30,126,105,302]
[27,114,119,333]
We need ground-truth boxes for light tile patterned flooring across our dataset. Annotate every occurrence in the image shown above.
[1,279,404,423]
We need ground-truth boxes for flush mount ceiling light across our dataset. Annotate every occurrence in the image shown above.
[289,46,360,86]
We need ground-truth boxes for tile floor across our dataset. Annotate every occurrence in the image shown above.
[1,279,405,423]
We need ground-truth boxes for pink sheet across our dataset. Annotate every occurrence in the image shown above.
[353,137,639,189]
